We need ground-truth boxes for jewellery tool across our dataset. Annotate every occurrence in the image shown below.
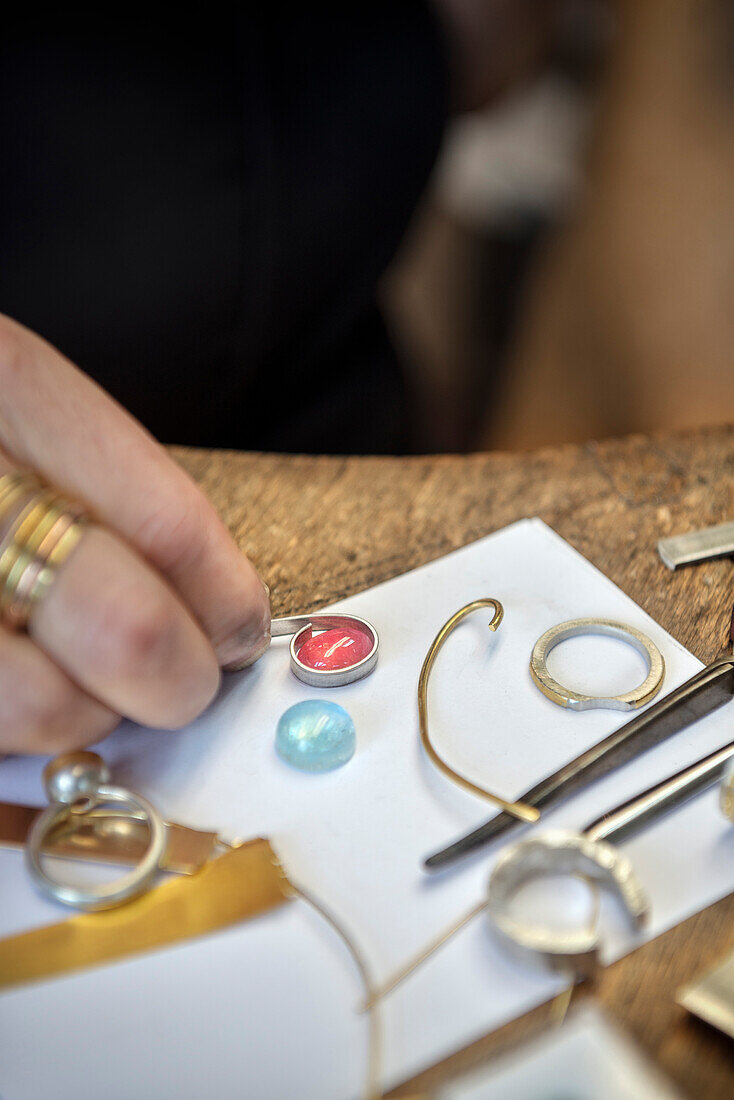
[658,519,734,570]
[368,738,734,1006]
[425,656,734,871]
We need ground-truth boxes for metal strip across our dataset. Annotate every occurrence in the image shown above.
[0,838,291,992]
[658,521,734,570]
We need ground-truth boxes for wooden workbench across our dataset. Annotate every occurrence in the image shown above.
[174,423,734,1098]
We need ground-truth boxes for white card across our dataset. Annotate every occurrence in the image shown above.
[1,519,733,1099]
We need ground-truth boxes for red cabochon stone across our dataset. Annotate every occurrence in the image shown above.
[296,628,373,671]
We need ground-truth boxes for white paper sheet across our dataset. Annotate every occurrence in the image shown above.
[1,519,733,1099]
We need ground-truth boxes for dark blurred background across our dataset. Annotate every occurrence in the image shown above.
[384,0,734,452]
[2,2,732,456]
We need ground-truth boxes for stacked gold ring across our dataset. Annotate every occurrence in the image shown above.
[0,472,87,631]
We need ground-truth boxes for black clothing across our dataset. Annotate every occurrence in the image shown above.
[0,10,447,453]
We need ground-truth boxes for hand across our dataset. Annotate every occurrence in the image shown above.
[0,313,271,754]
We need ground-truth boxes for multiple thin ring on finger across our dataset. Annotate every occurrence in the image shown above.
[0,453,223,751]
[0,315,273,756]
[0,472,87,632]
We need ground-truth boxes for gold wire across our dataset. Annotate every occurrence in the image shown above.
[363,898,489,1011]
[286,879,382,1100]
[216,844,382,1097]
[365,871,602,1024]
[418,599,539,823]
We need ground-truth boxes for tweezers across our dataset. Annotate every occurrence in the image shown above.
[424,655,734,871]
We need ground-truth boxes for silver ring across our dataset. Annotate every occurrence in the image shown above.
[530,618,665,712]
[486,829,649,976]
[26,752,166,911]
[271,613,379,687]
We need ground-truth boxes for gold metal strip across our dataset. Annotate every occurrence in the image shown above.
[0,837,291,992]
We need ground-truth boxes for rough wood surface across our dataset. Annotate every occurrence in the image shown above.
[173,423,734,1098]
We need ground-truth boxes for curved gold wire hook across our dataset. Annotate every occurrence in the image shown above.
[418,599,539,823]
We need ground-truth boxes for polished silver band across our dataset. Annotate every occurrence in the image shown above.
[271,612,379,687]
[26,785,166,911]
[530,618,665,712]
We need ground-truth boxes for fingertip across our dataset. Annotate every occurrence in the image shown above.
[221,626,271,673]
[215,584,272,671]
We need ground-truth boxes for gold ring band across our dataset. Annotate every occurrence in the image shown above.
[0,472,88,632]
[3,512,79,627]
[1,500,84,619]
[0,491,59,588]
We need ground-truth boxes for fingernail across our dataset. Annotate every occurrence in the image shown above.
[222,631,271,672]
[220,601,272,672]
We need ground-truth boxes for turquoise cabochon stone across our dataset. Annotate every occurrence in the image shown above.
[275,699,356,773]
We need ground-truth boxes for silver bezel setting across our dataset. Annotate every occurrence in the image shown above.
[271,613,379,688]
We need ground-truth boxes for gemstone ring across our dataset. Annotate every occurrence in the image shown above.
[26,751,167,911]
[271,612,379,687]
